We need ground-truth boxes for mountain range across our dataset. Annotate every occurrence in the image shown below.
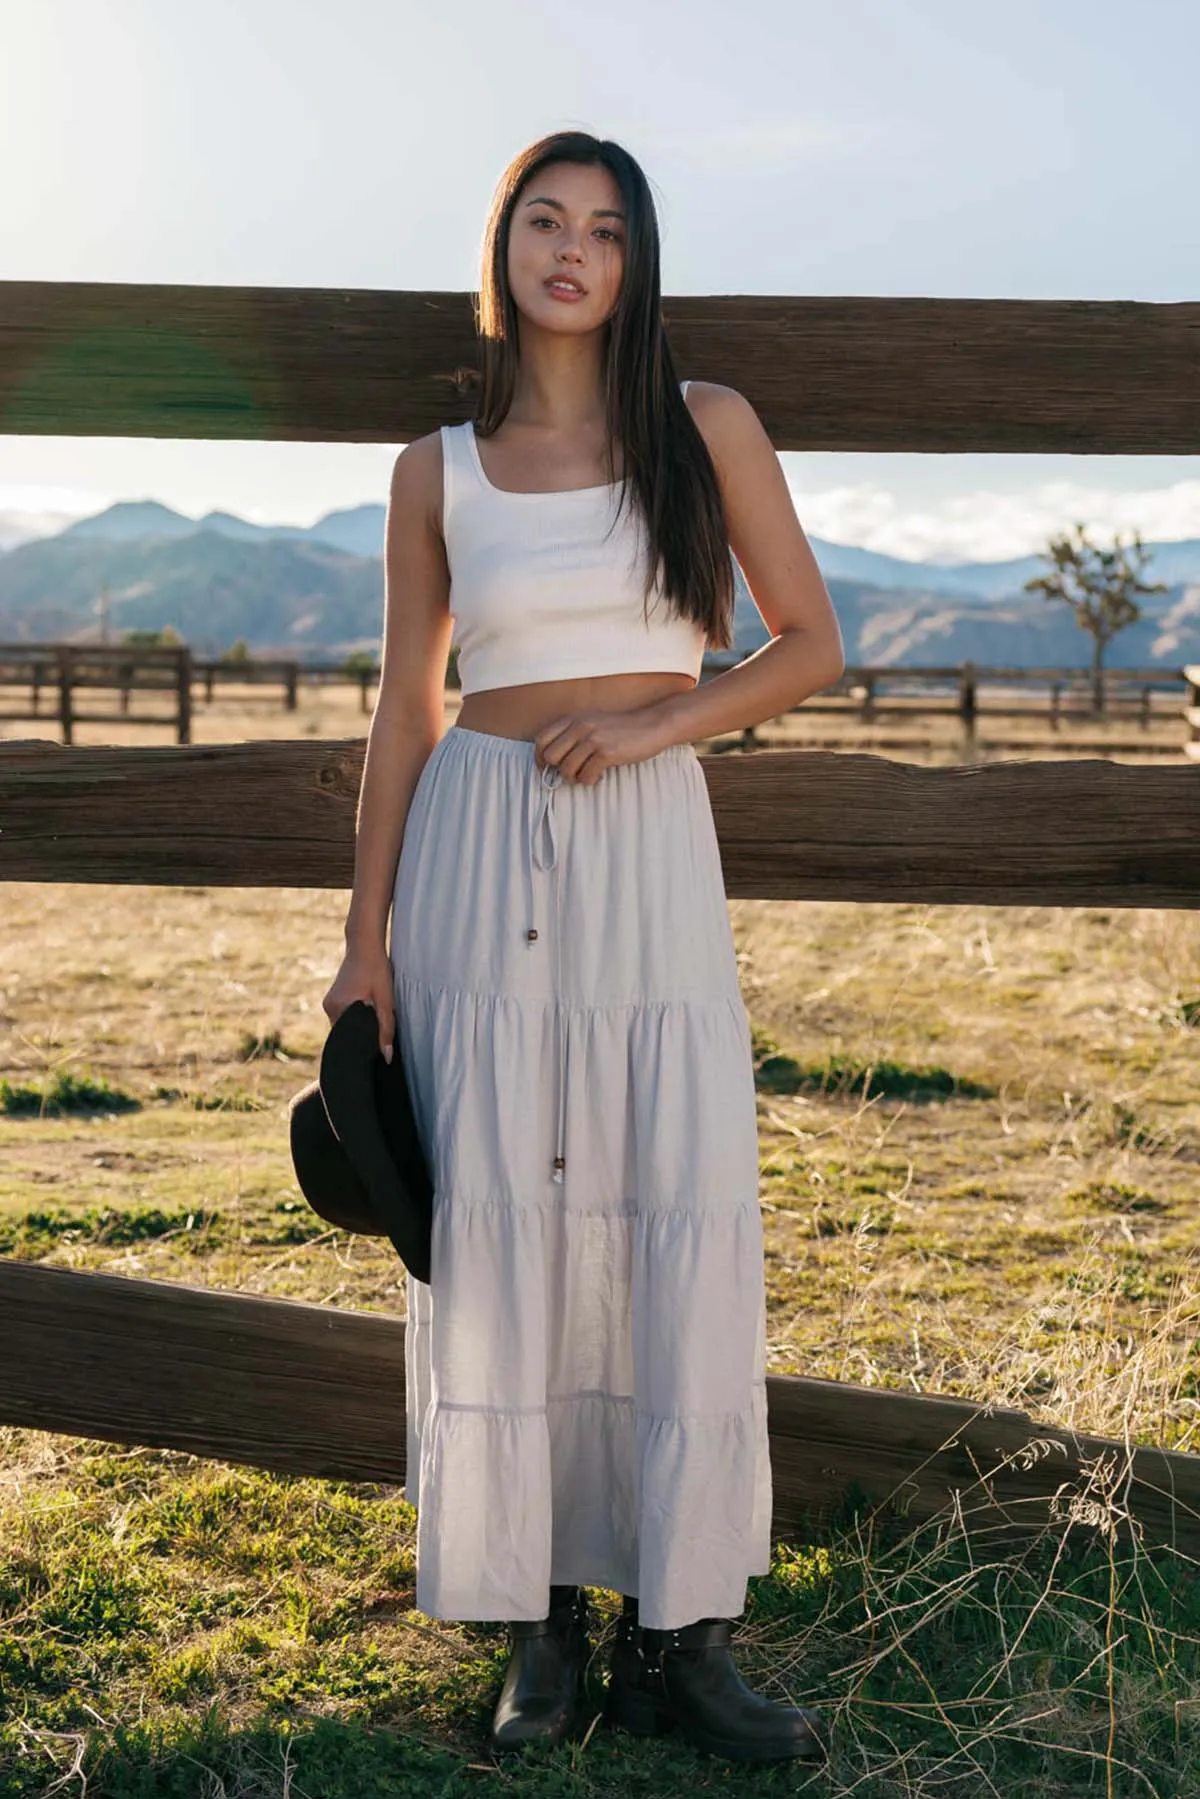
[1,499,1197,669]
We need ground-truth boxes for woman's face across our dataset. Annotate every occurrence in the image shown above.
[507,160,627,334]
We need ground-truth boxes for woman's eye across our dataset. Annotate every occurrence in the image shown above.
[531,216,621,244]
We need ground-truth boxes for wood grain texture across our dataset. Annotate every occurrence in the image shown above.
[2,1258,1195,1550]
[2,283,1198,451]
[2,739,1198,906]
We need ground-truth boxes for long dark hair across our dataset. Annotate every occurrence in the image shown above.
[470,131,735,651]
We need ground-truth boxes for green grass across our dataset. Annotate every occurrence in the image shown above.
[752,1027,995,1103]
[2,1445,1199,1795]
[0,1203,225,1259]
[0,1070,141,1117]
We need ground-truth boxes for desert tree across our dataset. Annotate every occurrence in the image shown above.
[1023,522,1167,710]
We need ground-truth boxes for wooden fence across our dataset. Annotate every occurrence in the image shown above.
[0,642,193,742]
[2,736,1199,1547]
[2,648,1193,748]
[2,279,1199,1552]
[1186,664,1200,761]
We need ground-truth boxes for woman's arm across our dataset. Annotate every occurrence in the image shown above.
[653,381,845,747]
[324,432,453,1049]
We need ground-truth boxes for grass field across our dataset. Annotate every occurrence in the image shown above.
[2,686,1199,1795]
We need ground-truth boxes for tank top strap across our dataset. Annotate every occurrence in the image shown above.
[440,421,479,535]
[680,379,690,399]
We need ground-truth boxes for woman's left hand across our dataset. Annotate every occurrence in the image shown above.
[532,706,676,785]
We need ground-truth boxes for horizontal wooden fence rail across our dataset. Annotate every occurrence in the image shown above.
[2,1259,1196,1553]
[2,737,1199,905]
[2,283,1199,452]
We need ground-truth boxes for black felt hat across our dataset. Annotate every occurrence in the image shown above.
[288,999,433,1284]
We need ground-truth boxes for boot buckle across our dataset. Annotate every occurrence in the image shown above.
[645,1618,735,1654]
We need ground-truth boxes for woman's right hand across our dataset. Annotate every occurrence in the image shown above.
[322,939,396,1062]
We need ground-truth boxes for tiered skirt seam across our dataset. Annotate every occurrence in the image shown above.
[430,1387,766,1421]
[432,1188,763,1217]
[396,966,746,1017]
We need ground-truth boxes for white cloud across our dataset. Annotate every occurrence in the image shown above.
[0,483,120,548]
[789,477,1200,565]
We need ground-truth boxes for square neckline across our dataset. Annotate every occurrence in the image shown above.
[465,424,618,499]
[464,380,691,499]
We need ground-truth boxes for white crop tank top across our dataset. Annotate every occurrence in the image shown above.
[440,380,708,695]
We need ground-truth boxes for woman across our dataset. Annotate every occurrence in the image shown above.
[323,130,843,1764]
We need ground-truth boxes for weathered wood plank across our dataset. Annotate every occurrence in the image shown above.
[2,283,1199,452]
[2,739,1199,906]
[2,1258,1195,1550]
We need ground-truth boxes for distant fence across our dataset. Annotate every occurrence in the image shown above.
[1187,664,1200,761]
[195,657,298,708]
[0,642,193,743]
[0,649,361,736]
[1,646,1194,748]
[717,660,1193,752]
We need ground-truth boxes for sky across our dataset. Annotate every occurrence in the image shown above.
[1,0,1197,565]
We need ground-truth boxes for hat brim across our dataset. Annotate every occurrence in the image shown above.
[288,1081,381,1236]
[318,999,434,1284]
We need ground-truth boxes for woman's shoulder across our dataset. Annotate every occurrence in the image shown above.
[680,382,761,465]
[389,429,453,541]
[682,379,749,413]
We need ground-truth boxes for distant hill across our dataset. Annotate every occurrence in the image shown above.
[0,529,385,653]
[53,498,384,558]
[0,498,1197,668]
[16,497,1200,596]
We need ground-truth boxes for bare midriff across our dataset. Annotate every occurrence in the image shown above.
[454,670,698,742]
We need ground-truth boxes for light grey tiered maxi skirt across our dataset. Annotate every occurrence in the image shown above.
[388,723,772,1631]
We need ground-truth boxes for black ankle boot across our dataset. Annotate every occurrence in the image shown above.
[488,1585,592,1752]
[603,1611,826,1764]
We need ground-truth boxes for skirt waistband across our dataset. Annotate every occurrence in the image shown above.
[440,721,698,766]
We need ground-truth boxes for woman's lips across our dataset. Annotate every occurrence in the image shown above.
[544,280,586,301]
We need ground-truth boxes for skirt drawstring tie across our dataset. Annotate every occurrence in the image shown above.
[527,759,568,1184]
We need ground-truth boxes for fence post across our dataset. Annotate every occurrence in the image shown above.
[1185,665,1200,763]
[31,662,42,717]
[119,657,133,714]
[176,647,193,745]
[861,674,876,723]
[359,670,370,714]
[56,647,74,745]
[959,661,977,745]
[285,663,298,711]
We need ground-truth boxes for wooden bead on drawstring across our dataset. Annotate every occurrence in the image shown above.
[526,927,538,940]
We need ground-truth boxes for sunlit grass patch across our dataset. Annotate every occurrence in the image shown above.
[1063,1178,1169,1215]
[151,1083,268,1111]
[751,1024,993,1102]
[236,1029,298,1063]
[0,1071,141,1117]
[0,1203,224,1259]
